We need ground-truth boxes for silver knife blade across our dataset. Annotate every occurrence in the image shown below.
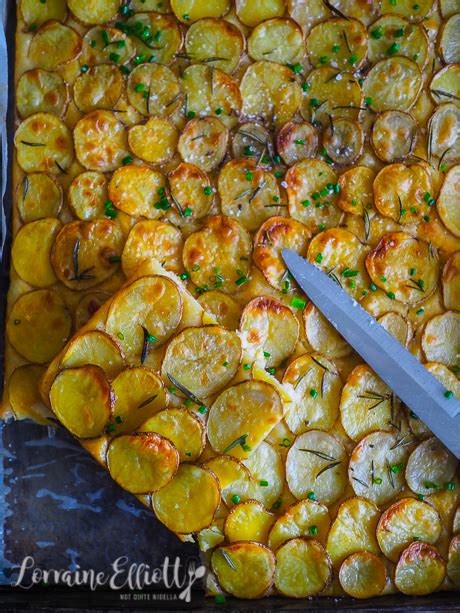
[282,249,460,459]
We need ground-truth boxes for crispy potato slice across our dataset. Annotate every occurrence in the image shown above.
[81,27,136,66]
[178,117,228,172]
[74,110,129,172]
[126,13,182,65]
[7,289,71,364]
[377,497,442,562]
[183,215,251,293]
[140,407,205,462]
[307,18,367,70]
[50,365,113,438]
[208,381,283,459]
[323,118,363,166]
[340,364,401,441]
[240,296,299,367]
[68,171,107,221]
[20,0,66,26]
[427,103,460,164]
[277,121,318,166]
[168,162,213,224]
[253,216,311,292]
[363,57,422,113]
[368,16,428,68]
[248,18,304,64]
[224,500,275,544]
[108,165,167,218]
[430,65,460,108]
[17,173,62,222]
[395,542,446,595]
[448,535,460,586]
[17,69,68,119]
[339,552,386,599]
[406,437,458,496]
[171,0,230,22]
[29,21,81,71]
[337,166,375,216]
[243,441,284,508]
[51,219,124,290]
[307,228,370,300]
[74,292,110,329]
[283,354,342,434]
[68,0,120,24]
[326,497,381,567]
[437,166,460,237]
[366,232,439,305]
[202,455,252,507]
[303,302,352,358]
[241,61,302,128]
[127,64,183,117]
[426,362,460,401]
[439,15,460,64]
[107,432,178,494]
[211,542,275,598]
[286,430,348,505]
[218,159,281,231]
[287,0,330,32]
[378,311,411,346]
[128,119,178,166]
[197,291,241,330]
[268,499,331,550]
[236,0,285,26]
[60,330,125,381]
[185,18,244,74]
[422,311,460,368]
[286,159,341,234]
[106,275,183,361]
[73,64,123,113]
[371,111,417,163]
[152,463,220,532]
[275,538,331,597]
[12,218,61,287]
[8,365,49,423]
[15,113,73,175]
[232,122,274,164]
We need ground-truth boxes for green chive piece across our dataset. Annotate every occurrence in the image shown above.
[387,292,396,300]
[315,253,323,263]
[416,308,424,316]
[308,525,318,535]
[395,28,405,38]
[310,388,318,398]
[122,155,133,165]
[371,26,384,39]
[307,491,316,500]
[364,96,372,106]
[291,297,307,309]
[445,482,455,490]
[81,65,89,73]
[246,171,253,181]
[332,44,340,53]
[231,495,241,504]
[235,276,249,286]
[109,52,121,63]
[387,42,400,55]
[198,405,207,414]
[260,480,269,487]
[192,264,200,272]
[373,477,382,485]
[410,268,416,276]
[302,81,311,91]
[424,481,439,489]
[263,351,271,358]
[370,283,377,291]
[272,498,283,509]
[423,192,431,201]
[243,363,251,371]
[302,199,311,207]
[391,463,404,473]
[215,107,223,115]
[294,139,305,145]
[381,277,387,282]
[135,83,145,92]
[183,207,193,217]
[266,367,276,376]
[203,186,212,196]
[428,198,436,207]
[444,390,454,399]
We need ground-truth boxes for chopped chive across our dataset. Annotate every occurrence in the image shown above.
[302,199,311,207]
[135,83,145,92]
[223,361,229,367]
[348,54,358,65]
[235,276,249,286]
[279,438,291,448]
[332,44,340,53]
[243,363,251,371]
[263,351,271,358]
[387,42,400,55]
[308,525,318,535]
[122,155,133,165]
[231,495,241,504]
[371,26,384,39]
[391,462,404,473]
[315,253,323,263]
[215,594,226,605]
[260,480,269,487]
[291,297,307,309]
[387,292,395,300]
[445,482,455,490]
[203,185,212,196]
[381,276,387,282]
[416,308,424,316]
[246,171,253,181]
[307,491,316,500]
[364,96,372,106]
[395,28,405,38]
[198,405,207,414]
[444,390,454,399]
[370,283,377,291]
[310,388,318,398]
[81,65,89,73]
[319,55,329,65]
[266,367,276,376]
[294,139,305,145]
[109,52,121,63]
[302,82,311,91]
[215,107,223,115]
[183,207,193,217]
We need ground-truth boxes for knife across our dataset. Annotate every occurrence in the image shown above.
[282,249,460,459]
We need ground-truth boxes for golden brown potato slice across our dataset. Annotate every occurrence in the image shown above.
[381,0,434,20]
[185,18,244,74]
[60,330,125,381]
[276,538,332,598]
[49,365,113,439]
[440,0,459,17]
[68,0,120,24]
[366,232,439,305]
[7,289,72,364]
[378,311,411,346]
[439,15,460,64]
[243,441,284,508]
[425,362,460,404]
[323,118,363,166]
[211,542,276,598]
[286,430,348,505]
[197,291,241,330]
[232,122,274,165]
[81,27,136,66]
[106,275,183,362]
[171,0,230,22]
[74,110,129,172]
[283,354,342,434]
[268,499,331,550]
[15,113,73,175]
[29,21,81,71]
[127,64,183,117]
[224,500,275,544]
[248,18,304,64]
[107,432,178,494]
[168,162,213,224]
[363,57,422,112]
[20,0,67,26]
[152,463,220,532]
[183,215,252,293]
[443,251,460,313]
[338,166,375,216]
[73,64,123,113]
[288,0,329,32]
[422,311,460,368]
[277,121,318,166]
[307,17,367,71]
[11,218,61,287]
[368,16,428,68]
[126,12,182,65]
[74,292,110,330]
[8,365,49,423]
[207,380,283,460]
[68,172,108,221]
[236,0,285,26]
[377,497,442,562]
[303,302,352,358]
[51,219,124,291]
[241,61,302,128]
[17,173,62,222]
[178,117,228,172]
[108,165,167,218]
[16,69,68,119]
[128,119,178,165]
[437,166,460,237]
[430,65,460,108]
[406,437,458,496]
[427,103,460,164]
[448,535,460,586]
[371,111,417,163]
[253,216,311,292]
[339,552,386,599]
[202,455,252,508]
[395,542,446,595]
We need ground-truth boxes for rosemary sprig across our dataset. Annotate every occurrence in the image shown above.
[170,191,185,218]
[166,373,203,406]
[249,181,266,204]
[137,394,158,409]
[165,91,182,108]
[221,550,237,571]
[20,140,44,146]
[438,147,452,169]
[234,188,251,201]
[316,461,342,479]
[323,0,349,19]
[390,433,415,450]
[223,433,249,454]
[294,368,312,389]
[55,161,68,174]
[405,278,425,293]
[352,476,369,488]
[300,449,336,461]
[202,56,228,63]
[431,89,460,102]
[236,130,267,147]
[386,458,395,489]
[69,239,96,281]
[363,208,370,241]
[22,176,29,200]
[342,29,351,53]
[141,325,156,365]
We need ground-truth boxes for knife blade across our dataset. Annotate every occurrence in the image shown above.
[282,248,460,458]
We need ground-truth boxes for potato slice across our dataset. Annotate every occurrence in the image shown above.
[283,354,342,434]
[107,432,178,494]
[50,365,113,438]
[371,111,417,163]
[277,122,318,166]
[12,218,61,287]
[381,0,434,20]
[286,159,341,234]
[127,64,183,117]
[108,165,167,218]
[74,292,110,329]
[8,365,49,423]
[51,219,124,291]
[171,0,230,22]
[198,521,225,552]
[197,291,241,330]
[218,159,281,232]
[211,542,275,598]
[15,113,73,174]
[268,499,331,550]
[240,296,299,367]
[81,27,136,66]
[437,166,460,237]
[140,408,205,462]
[378,312,411,346]
[178,117,228,172]
[430,65,460,108]
[363,57,422,112]
[17,173,62,223]
[126,13,182,66]
[425,362,460,402]
[243,441,284,508]
[405,437,458,496]
[185,18,244,74]
[241,61,302,128]
[17,69,68,119]
[7,289,71,364]
[236,0,285,26]
[440,0,459,18]
[152,463,220,533]
[73,64,123,113]
[377,497,442,562]
[368,16,428,68]
[29,21,81,71]
[224,500,275,544]
[168,162,213,223]
[183,215,251,293]
[339,552,386,599]
[74,110,129,172]
[248,18,304,64]
[439,15,460,64]
[448,534,460,586]
[422,311,460,368]
[68,0,120,24]
[427,103,460,164]
[253,216,311,292]
[323,118,363,166]
[208,381,282,460]
[202,455,252,507]
[286,430,348,505]
[60,330,125,381]
[20,0,67,26]
[307,228,370,300]
[128,119,178,166]
[307,17,367,71]
[106,275,183,362]
[276,538,332,597]
[303,302,352,358]
[326,497,381,567]
[395,542,446,595]
[68,171,107,221]
[366,232,439,305]
[232,122,274,164]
